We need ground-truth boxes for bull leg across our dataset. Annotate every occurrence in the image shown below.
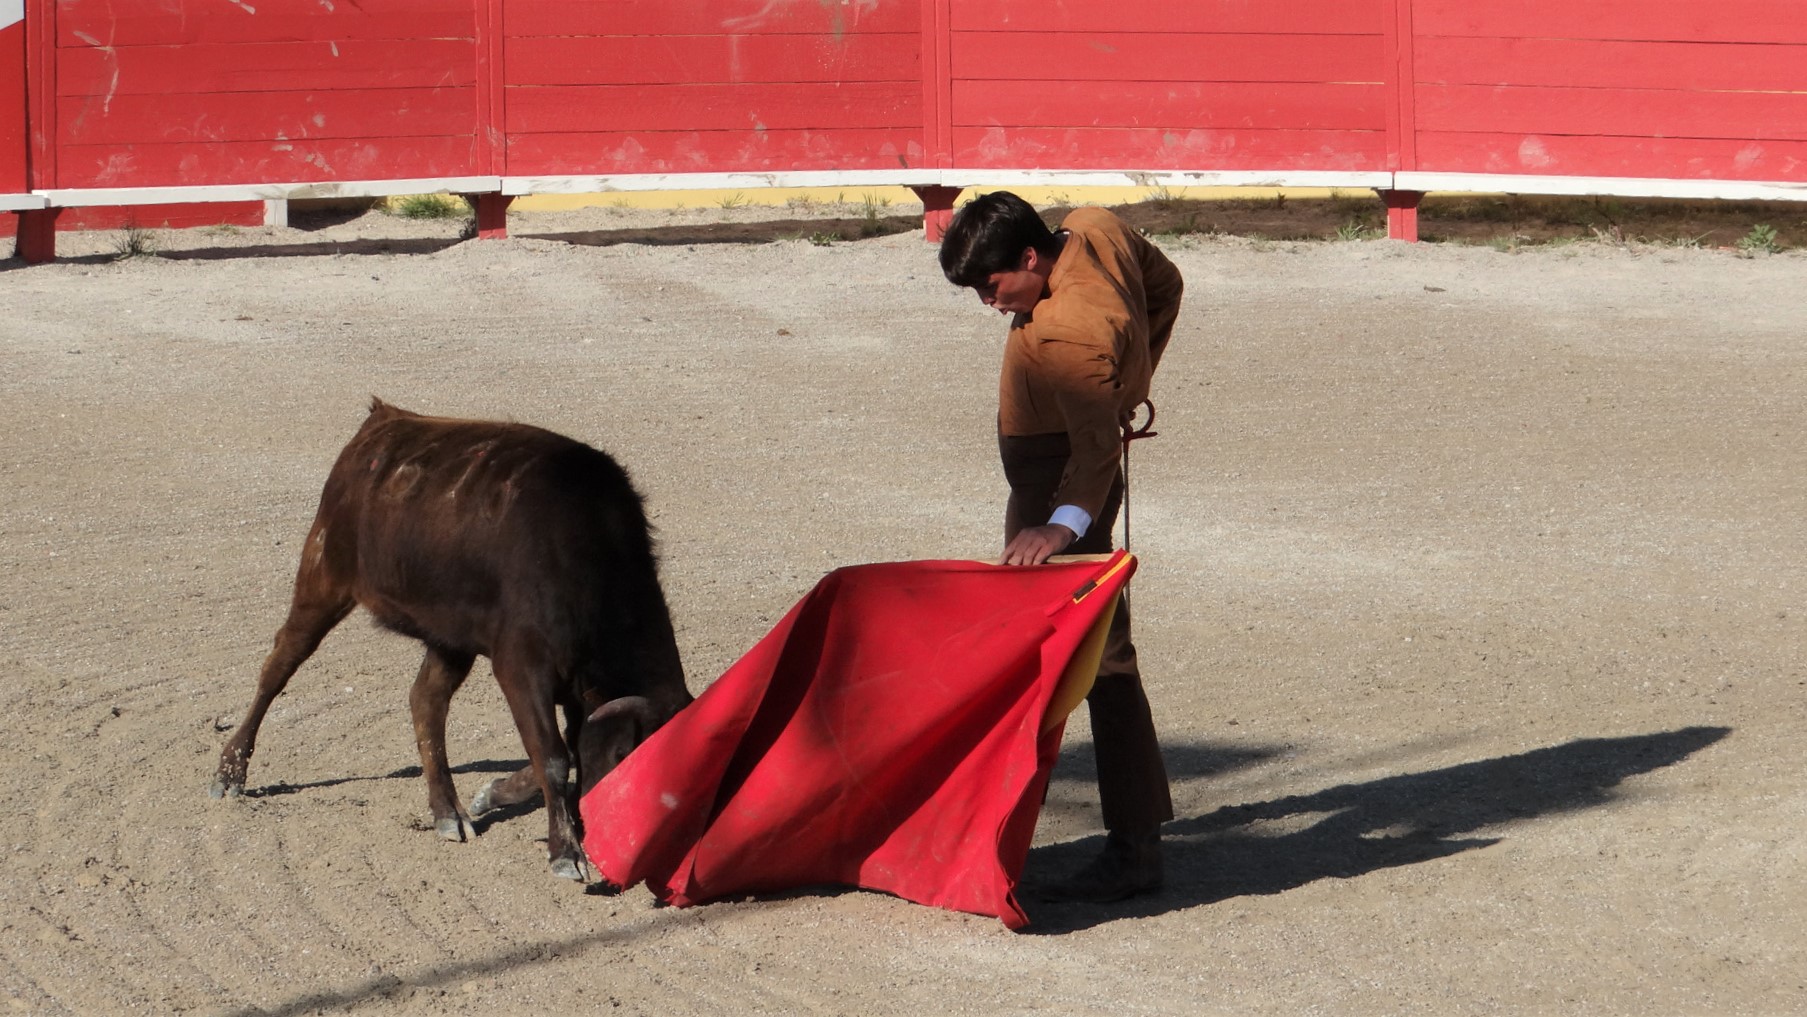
[468,696,581,817]
[490,653,587,881]
[409,644,477,842]
[469,763,540,819]
[210,542,355,798]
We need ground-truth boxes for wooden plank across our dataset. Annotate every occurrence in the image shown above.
[1417,84,1807,142]
[950,0,1385,36]
[1385,0,1417,171]
[950,126,1388,171]
[506,82,920,133]
[1416,37,1807,93]
[53,135,480,187]
[505,0,918,38]
[58,88,476,146]
[953,31,1384,82]
[475,0,503,174]
[506,33,919,86]
[1415,132,1807,182]
[952,80,1384,132]
[922,0,951,168]
[26,0,53,186]
[0,202,262,237]
[57,39,477,96]
[1413,0,1807,45]
[505,128,929,175]
[57,0,474,47]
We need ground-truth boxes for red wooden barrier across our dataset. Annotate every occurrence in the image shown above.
[7,0,1807,261]
[1400,0,1807,197]
[948,0,1391,172]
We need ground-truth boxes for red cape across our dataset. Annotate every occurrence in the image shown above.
[579,552,1136,929]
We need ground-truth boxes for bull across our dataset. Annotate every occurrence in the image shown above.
[210,398,692,880]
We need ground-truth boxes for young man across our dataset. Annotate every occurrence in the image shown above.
[939,190,1183,902]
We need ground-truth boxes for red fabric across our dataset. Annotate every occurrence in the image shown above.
[579,552,1137,929]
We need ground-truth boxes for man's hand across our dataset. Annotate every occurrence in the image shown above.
[1000,524,1077,566]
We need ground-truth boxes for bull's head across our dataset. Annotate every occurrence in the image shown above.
[575,693,687,796]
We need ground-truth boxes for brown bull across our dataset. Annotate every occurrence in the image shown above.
[210,399,692,880]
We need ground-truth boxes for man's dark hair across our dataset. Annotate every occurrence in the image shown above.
[938,191,1061,288]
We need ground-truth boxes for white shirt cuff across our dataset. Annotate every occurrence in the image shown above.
[1048,504,1092,540]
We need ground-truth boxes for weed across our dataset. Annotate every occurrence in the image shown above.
[717,192,749,209]
[1736,223,1780,254]
[392,194,468,220]
[1174,213,1203,235]
[1326,189,1375,219]
[809,232,838,247]
[200,223,242,237]
[786,194,819,211]
[1335,220,1376,242]
[112,223,159,260]
[1142,186,1185,210]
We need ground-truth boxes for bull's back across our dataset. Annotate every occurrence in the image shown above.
[316,400,652,652]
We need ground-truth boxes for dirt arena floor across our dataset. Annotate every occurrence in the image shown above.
[2,203,1804,1016]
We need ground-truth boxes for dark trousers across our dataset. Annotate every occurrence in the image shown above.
[1000,432,1174,834]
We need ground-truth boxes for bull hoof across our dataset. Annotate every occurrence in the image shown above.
[549,855,588,882]
[436,815,477,842]
[209,779,242,800]
[468,783,496,819]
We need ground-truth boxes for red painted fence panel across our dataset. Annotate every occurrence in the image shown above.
[503,0,927,176]
[1409,0,1807,181]
[949,0,1391,172]
[46,0,482,189]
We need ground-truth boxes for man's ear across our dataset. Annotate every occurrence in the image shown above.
[1019,246,1042,272]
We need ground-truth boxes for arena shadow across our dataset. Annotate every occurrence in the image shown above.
[1018,725,1731,933]
[517,213,919,248]
[215,907,709,1017]
[6,236,470,266]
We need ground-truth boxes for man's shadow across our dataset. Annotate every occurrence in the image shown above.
[1021,725,1730,933]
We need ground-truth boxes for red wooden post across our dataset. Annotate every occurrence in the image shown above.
[918,0,952,242]
[1,0,24,198]
[912,185,962,243]
[467,193,512,240]
[16,206,59,262]
[1380,189,1424,242]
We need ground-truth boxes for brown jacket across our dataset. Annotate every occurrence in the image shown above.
[998,207,1184,518]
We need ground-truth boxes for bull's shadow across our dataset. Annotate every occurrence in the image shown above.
[1020,725,1730,933]
[233,757,522,799]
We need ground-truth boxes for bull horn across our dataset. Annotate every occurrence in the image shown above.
[587,695,656,727]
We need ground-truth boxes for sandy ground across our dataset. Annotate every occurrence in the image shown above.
[2,205,1804,1016]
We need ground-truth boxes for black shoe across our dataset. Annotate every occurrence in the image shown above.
[1034,829,1163,903]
